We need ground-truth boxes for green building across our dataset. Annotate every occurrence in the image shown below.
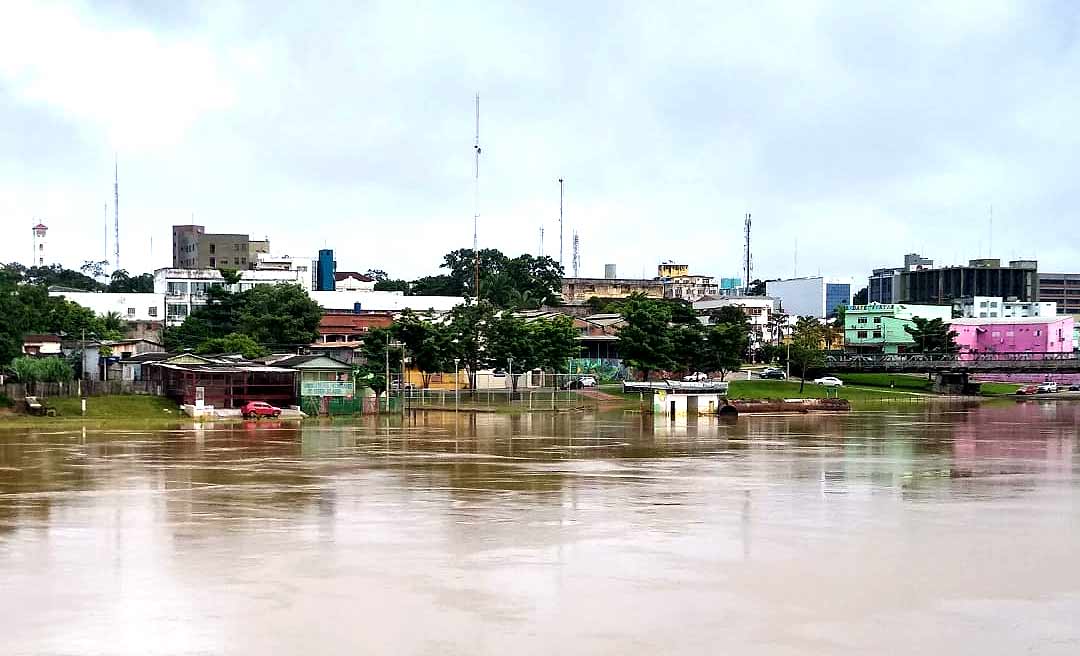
[270,354,359,415]
[844,303,952,353]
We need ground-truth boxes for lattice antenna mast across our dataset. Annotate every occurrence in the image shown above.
[572,230,580,278]
[539,226,544,257]
[743,212,752,290]
[114,156,120,271]
[472,94,481,299]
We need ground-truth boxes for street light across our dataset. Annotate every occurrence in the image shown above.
[454,357,460,413]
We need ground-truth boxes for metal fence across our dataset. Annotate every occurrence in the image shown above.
[2,380,157,400]
[396,373,605,411]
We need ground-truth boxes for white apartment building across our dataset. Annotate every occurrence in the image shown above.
[663,275,719,302]
[48,291,166,323]
[693,296,781,346]
[309,290,462,313]
[154,267,314,325]
[958,296,1057,319]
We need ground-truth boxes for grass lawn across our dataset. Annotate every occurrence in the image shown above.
[976,382,1023,396]
[835,373,934,392]
[727,379,921,402]
[0,395,182,427]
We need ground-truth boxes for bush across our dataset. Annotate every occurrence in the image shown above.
[0,393,13,408]
[10,356,74,383]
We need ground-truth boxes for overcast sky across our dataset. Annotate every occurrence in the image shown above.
[3,0,1079,285]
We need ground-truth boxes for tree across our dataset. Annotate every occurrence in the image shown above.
[410,275,460,296]
[617,294,674,381]
[107,270,155,293]
[236,284,323,346]
[528,315,581,372]
[666,299,699,325]
[356,326,397,397]
[904,317,958,353]
[853,287,869,305]
[447,300,497,388]
[100,311,125,337]
[365,269,389,282]
[21,264,104,291]
[790,316,826,393]
[219,268,242,285]
[195,333,268,359]
[485,313,581,391]
[11,357,73,386]
[503,254,563,307]
[374,279,410,293]
[80,260,109,279]
[669,323,706,374]
[393,310,454,387]
[702,322,749,380]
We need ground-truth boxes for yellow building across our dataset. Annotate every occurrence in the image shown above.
[657,262,690,278]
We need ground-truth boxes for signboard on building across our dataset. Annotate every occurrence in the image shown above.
[301,381,354,397]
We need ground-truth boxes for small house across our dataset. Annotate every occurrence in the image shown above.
[266,354,357,415]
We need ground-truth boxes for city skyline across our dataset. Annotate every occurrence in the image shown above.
[3,1,1080,280]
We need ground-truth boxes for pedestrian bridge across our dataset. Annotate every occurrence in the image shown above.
[824,352,1080,374]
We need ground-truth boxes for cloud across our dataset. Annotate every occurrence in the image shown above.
[2,0,1080,286]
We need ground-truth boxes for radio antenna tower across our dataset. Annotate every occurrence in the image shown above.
[539,225,544,257]
[472,94,481,299]
[743,212,752,291]
[113,156,120,271]
[558,178,565,269]
[572,230,580,278]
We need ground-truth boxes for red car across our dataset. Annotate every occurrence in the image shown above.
[1015,385,1040,396]
[242,401,282,419]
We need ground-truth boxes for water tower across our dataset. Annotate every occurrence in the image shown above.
[32,223,48,267]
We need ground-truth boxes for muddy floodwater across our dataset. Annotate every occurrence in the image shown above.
[2,402,1079,655]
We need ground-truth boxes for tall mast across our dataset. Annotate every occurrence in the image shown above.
[114,156,120,271]
[558,178,564,269]
[744,212,752,291]
[473,93,480,299]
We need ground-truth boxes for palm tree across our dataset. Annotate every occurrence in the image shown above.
[100,311,124,335]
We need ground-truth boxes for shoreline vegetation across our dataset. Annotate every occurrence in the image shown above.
[0,375,1029,426]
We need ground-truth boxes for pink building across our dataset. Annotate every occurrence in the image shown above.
[949,316,1075,355]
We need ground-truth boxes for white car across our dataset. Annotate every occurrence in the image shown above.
[813,376,844,387]
[1037,382,1058,393]
[578,376,598,387]
[682,372,708,382]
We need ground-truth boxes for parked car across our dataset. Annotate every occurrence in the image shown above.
[683,372,708,382]
[812,376,844,387]
[563,376,598,389]
[242,401,281,419]
[1015,385,1040,396]
[759,368,786,380]
[1036,382,1058,394]
[1069,384,1080,392]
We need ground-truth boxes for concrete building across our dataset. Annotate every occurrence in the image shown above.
[950,316,1075,355]
[868,253,935,304]
[171,225,270,269]
[662,275,719,302]
[957,296,1057,319]
[901,259,1038,305]
[309,290,463,313]
[657,262,690,278]
[253,254,316,289]
[22,334,62,356]
[766,277,851,318]
[561,277,664,304]
[334,272,376,291]
[844,303,953,353]
[48,291,166,324]
[154,267,314,325]
[1038,272,1080,315]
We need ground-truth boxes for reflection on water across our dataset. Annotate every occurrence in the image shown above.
[1,403,1078,654]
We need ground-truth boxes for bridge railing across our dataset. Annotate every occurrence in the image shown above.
[825,352,1080,366]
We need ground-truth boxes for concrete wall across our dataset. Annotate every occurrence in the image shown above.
[49,291,166,323]
[767,278,824,318]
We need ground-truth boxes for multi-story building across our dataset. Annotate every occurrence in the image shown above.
[900,259,1038,305]
[868,253,934,303]
[766,277,851,318]
[171,225,270,270]
[662,275,719,302]
[657,262,690,278]
[154,267,314,325]
[693,296,780,347]
[253,253,316,289]
[950,316,1074,355]
[1038,272,1080,315]
[561,277,664,304]
[957,296,1056,319]
[844,303,953,353]
[334,272,376,292]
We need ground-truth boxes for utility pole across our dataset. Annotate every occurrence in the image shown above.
[473,93,481,299]
[558,178,565,269]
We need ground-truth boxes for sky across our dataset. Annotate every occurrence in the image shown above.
[2,0,1080,286]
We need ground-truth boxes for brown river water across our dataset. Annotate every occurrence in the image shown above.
[1,402,1078,655]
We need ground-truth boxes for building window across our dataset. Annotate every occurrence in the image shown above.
[234,258,240,265]
[979,301,988,308]
[1035,330,1042,336]
[127,307,136,317]
[234,243,241,251]
[209,244,216,254]
[991,331,1001,338]
[167,304,188,319]
[1005,331,1015,337]
[167,282,187,296]
[148,307,158,317]
[857,317,868,324]
[979,312,987,318]
[873,331,882,338]
[857,331,868,338]
[873,317,881,324]
[209,257,216,267]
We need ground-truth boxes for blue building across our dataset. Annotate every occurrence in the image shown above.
[720,277,743,290]
[825,283,851,317]
[317,249,336,291]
